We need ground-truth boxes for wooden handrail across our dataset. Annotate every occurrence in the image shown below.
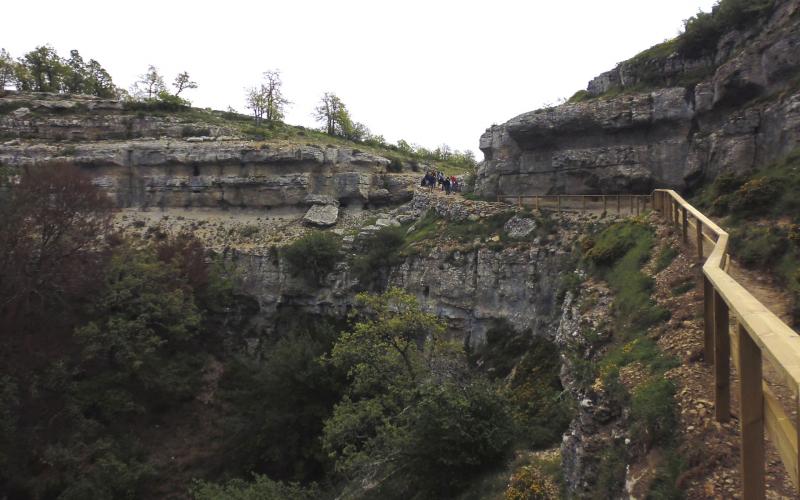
[655,189,800,498]
[497,189,800,496]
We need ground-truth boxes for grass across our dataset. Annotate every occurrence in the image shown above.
[579,220,681,496]
[654,245,679,272]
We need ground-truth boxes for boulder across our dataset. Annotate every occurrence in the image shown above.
[303,204,339,227]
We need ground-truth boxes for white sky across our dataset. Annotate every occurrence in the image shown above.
[4,0,716,155]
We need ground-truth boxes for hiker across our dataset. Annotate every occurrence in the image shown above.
[443,176,451,195]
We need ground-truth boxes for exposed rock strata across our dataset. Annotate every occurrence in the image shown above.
[477,0,800,197]
[0,92,418,209]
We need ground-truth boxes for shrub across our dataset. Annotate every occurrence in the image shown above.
[350,225,406,290]
[677,0,775,58]
[730,226,788,268]
[386,157,403,173]
[504,462,561,500]
[190,474,318,500]
[282,231,341,285]
[713,172,745,196]
[630,378,678,449]
[729,177,782,215]
[585,221,647,268]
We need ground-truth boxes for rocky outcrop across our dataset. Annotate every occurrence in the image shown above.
[227,190,582,347]
[0,92,419,210]
[476,0,800,197]
[303,203,339,227]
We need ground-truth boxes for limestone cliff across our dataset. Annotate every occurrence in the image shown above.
[476,0,800,197]
[0,92,417,211]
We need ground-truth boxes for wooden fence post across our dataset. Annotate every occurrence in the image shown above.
[636,197,640,216]
[682,207,688,242]
[535,195,540,211]
[603,195,607,215]
[714,290,731,422]
[617,195,621,215]
[696,218,704,261]
[582,196,587,212]
[557,196,561,214]
[738,323,765,500]
[704,276,714,365]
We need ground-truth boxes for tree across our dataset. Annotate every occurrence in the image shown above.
[19,45,64,92]
[261,70,289,122]
[245,70,289,125]
[313,92,353,137]
[322,289,515,497]
[0,49,13,90]
[83,59,116,98]
[172,71,197,97]
[62,49,87,94]
[245,85,268,125]
[132,65,165,100]
[0,164,113,334]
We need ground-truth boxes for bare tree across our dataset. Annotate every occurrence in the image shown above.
[261,70,290,122]
[172,71,197,96]
[245,85,268,125]
[132,65,165,99]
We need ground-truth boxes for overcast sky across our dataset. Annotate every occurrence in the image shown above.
[5,0,716,155]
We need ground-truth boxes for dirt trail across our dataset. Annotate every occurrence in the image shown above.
[653,217,796,499]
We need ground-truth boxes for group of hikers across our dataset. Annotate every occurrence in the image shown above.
[421,170,461,195]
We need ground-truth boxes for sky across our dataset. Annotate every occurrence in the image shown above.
[4,0,716,155]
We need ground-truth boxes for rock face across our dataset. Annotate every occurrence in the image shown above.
[0,92,418,209]
[229,190,579,347]
[476,0,800,197]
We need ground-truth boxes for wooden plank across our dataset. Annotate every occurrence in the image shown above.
[696,216,704,261]
[739,323,765,499]
[682,207,689,242]
[704,276,714,366]
[715,289,731,422]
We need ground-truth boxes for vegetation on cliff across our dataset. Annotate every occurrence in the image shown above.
[693,148,800,324]
[579,220,681,498]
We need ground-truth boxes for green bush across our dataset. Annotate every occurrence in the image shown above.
[713,172,745,196]
[730,226,788,268]
[190,474,318,500]
[386,157,404,173]
[729,177,783,215]
[585,221,644,267]
[678,0,775,57]
[282,231,341,284]
[630,378,678,449]
[350,225,406,290]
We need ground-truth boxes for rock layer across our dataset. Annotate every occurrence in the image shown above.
[476,0,800,197]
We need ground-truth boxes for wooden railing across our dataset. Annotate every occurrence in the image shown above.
[497,189,800,497]
[496,194,651,215]
[654,189,800,499]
